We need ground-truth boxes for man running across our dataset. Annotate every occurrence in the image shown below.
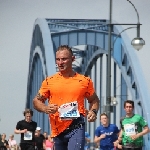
[94,113,119,150]
[116,100,149,150]
[33,45,100,150]
[14,109,37,150]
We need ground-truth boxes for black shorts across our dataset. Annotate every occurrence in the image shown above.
[20,143,35,150]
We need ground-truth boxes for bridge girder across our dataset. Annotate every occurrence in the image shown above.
[26,18,150,149]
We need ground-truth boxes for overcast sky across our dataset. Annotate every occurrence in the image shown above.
[0,0,150,143]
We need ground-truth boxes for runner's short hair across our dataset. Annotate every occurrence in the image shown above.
[56,45,73,56]
[100,113,108,119]
[124,100,134,108]
[23,108,33,116]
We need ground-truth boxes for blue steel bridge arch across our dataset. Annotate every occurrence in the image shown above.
[26,18,150,148]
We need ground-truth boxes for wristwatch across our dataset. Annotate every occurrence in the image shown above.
[92,109,98,115]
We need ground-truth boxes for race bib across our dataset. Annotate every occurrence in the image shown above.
[24,131,32,140]
[124,123,136,136]
[58,101,80,120]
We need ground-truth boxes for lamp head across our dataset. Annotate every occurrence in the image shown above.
[111,97,118,106]
[131,37,145,51]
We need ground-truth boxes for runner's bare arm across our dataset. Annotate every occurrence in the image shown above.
[33,93,47,113]
[130,126,149,140]
[87,92,99,112]
[94,134,105,143]
[134,126,149,140]
[94,135,100,143]
[114,130,122,147]
[85,137,90,143]
[14,129,27,134]
[86,92,100,122]
[118,129,123,140]
[33,93,58,114]
[136,126,149,137]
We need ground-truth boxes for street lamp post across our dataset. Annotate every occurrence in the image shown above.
[105,0,113,120]
[105,0,145,120]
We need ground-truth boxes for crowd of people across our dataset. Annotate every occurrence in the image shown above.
[84,100,149,150]
[1,99,148,150]
[0,133,17,150]
[1,45,149,150]
[1,100,149,150]
[0,126,54,150]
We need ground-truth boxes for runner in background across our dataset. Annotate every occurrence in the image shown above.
[14,109,37,150]
[94,113,119,150]
[115,100,149,150]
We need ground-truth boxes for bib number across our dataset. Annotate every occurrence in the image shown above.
[24,131,32,140]
[58,101,80,120]
[124,123,136,136]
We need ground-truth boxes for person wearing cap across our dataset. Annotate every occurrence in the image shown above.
[33,45,100,150]
[14,108,37,150]
[34,127,45,150]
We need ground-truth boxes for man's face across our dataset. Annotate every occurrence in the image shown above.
[56,49,74,73]
[36,130,41,135]
[124,103,134,114]
[35,132,38,137]
[100,115,108,125]
[25,113,32,122]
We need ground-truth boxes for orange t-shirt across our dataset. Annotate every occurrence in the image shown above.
[38,72,95,137]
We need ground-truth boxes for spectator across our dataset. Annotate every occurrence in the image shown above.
[45,135,54,150]
[0,133,9,150]
[34,127,45,150]
[43,132,48,140]
[8,134,17,150]
[84,132,90,150]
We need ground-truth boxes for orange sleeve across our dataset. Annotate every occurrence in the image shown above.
[85,78,95,98]
[38,78,50,99]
